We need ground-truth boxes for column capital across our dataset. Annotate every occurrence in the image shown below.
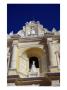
[12,40,18,47]
[47,37,52,44]
[51,40,58,44]
[47,40,58,46]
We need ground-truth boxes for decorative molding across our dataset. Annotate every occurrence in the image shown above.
[8,21,60,38]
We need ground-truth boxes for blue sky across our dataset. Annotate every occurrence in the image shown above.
[7,4,60,34]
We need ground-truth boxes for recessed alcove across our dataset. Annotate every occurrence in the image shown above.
[29,56,39,69]
[21,47,48,77]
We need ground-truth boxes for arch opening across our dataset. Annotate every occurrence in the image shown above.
[29,56,39,69]
[19,47,48,78]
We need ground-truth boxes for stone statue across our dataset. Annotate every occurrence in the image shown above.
[28,61,39,77]
[31,61,37,73]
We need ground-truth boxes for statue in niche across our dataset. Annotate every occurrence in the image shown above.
[31,29,36,35]
[30,26,36,35]
[30,61,37,72]
[29,61,40,77]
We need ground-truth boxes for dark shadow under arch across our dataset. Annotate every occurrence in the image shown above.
[29,56,39,69]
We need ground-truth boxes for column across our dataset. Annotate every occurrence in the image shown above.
[18,53,29,78]
[55,43,60,69]
[10,41,18,69]
[55,51,60,69]
[48,41,58,67]
[7,52,10,69]
[7,47,10,68]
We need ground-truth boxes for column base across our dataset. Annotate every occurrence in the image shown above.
[46,72,60,86]
[49,66,60,73]
[8,69,18,76]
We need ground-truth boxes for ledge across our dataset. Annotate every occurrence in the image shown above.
[46,72,60,80]
[15,77,51,86]
[7,76,51,86]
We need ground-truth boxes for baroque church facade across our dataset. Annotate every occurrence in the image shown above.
[7,21,60,86]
